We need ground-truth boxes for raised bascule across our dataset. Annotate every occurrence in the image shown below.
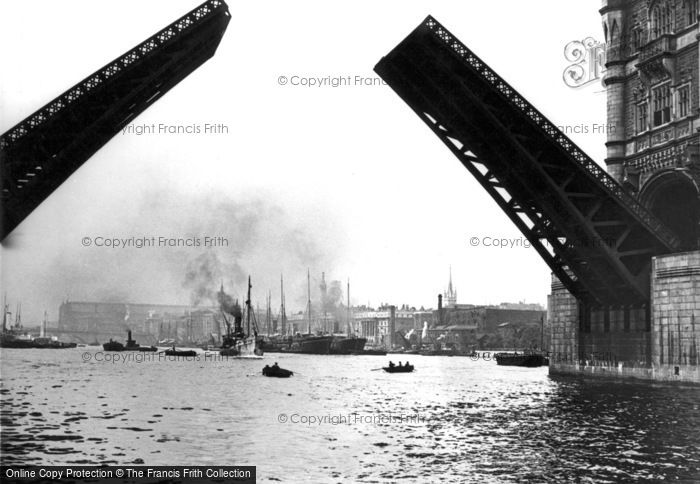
[0,0,231,239]
[375,3,699,382]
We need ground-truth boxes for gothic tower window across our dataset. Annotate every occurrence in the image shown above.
[636,102,649,133]
[651,1,674,38]
[652,83,671,126]
[678,85,691,118]
[684,0,699,26]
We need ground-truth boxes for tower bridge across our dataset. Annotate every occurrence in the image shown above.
[0,0,231,239]
[375,3,699,382]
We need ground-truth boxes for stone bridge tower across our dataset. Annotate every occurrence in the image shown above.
[601,0,699,248]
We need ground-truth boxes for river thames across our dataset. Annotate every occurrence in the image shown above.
[2,348,700,483]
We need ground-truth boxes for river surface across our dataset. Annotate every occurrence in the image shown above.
[2,348,700,483]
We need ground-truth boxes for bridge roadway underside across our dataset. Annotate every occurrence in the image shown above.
[0,0,231,239]
[374,16,698,382]
[374,16,683,308]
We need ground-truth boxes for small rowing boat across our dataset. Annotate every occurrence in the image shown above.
[382,364,414,373]
[164,346,197,357]
[262,364,293,378]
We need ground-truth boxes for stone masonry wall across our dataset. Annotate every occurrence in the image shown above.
[548,276,579,375]
[651,251,700,382]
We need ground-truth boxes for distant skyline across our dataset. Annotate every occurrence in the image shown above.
[1,0,606,324]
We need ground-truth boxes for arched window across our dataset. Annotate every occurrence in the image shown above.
[651,1,674,38]
[630,27,645,51]
[652,83,671,127]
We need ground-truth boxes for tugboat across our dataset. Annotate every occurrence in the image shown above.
[262,362,293,378]
[102,339,125,351]
[124,330,157,352]
[218,277,264,357]
[382,361,415,373]
[103,331,156,352]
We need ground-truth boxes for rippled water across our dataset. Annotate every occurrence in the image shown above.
[2,348,700,482]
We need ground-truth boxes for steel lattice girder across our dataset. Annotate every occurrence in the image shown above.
[0,0,231,240]
[374,16,683,306]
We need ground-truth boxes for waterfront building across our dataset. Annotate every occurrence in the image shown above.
[57,301,219,344]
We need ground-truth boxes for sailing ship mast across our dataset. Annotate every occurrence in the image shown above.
[2,293,7,333]
[307,269,312,335]
[347,279,351,336]
[280,274,287,336]
[15,302,21,329]
[246,276,252,336]
[266,290,272,337]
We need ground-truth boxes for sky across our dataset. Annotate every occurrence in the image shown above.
[0,0,608,324]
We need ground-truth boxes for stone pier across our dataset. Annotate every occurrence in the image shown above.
[549,251,700,383]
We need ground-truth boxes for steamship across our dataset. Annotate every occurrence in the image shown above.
[218,277,263,357]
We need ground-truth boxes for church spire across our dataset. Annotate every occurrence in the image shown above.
[445,266,457,306]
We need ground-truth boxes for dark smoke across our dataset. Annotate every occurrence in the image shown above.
[217,285,242,318]
[7,187,343,324]
[322,280,344,313]
[182,252,245,307]
[183,253,222,306]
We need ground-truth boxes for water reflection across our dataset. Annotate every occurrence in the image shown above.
[1,349,699,482]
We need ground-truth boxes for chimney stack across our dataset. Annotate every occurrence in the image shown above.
[388,305,396,350]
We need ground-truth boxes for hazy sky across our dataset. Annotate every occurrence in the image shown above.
[0,0,608,323]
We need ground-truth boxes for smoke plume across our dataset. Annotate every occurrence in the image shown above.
[4,187,344,324]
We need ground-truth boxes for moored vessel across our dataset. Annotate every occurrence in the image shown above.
[495,352,549,367]
[495,316,548,367]
[0,303,76,348]
[0,332,36,348]
[285,334,333,354]
[330,335,367,354]
[352,348,387,356]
